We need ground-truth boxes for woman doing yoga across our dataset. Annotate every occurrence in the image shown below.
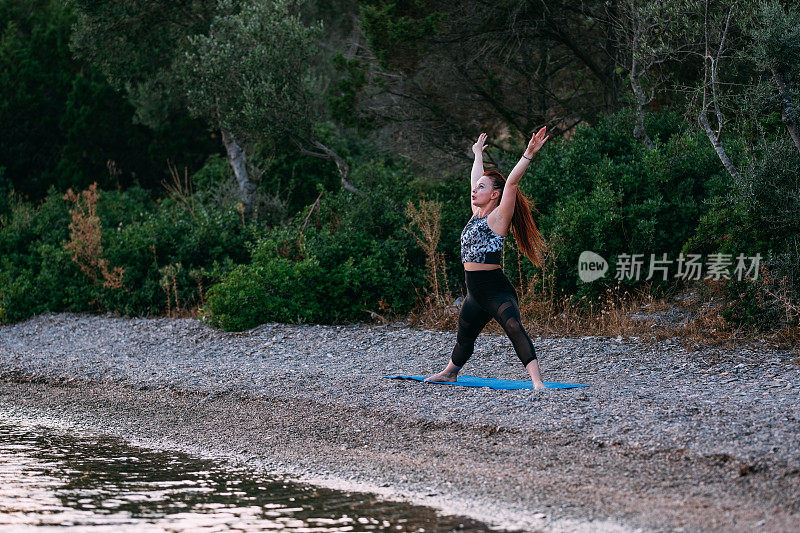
[425,128,549,389]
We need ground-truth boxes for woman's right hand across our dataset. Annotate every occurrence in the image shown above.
[472,132,488,155]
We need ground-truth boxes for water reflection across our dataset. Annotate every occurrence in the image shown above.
[0,414,503,532]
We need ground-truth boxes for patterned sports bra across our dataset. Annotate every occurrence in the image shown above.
[460,213,505,264]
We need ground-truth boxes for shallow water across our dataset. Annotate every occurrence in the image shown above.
[0,412,504,532]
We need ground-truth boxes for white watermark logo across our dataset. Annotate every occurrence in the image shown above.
[578,251,609,282]
[578,251,762,282]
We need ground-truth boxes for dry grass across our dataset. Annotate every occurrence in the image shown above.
[405,199,450,303]
[158,262,209,319]
[163,161,196,220]
[63,182,124,290]
[405,199,453,327]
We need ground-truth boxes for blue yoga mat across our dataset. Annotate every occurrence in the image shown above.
[384,375,588,390]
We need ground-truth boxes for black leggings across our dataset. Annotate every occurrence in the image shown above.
[451,268,537,367]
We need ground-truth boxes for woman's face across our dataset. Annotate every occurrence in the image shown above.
[471,176,498,207]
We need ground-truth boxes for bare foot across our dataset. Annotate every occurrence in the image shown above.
[424,371,458,383]
[526,360,546,391]
[424,360,462,383]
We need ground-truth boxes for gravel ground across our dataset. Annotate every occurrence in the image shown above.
[1,311,799,532]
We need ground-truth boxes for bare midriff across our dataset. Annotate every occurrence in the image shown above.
[463,262,501,271]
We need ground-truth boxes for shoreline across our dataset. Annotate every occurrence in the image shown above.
[1,312,799,531]
[0,382,624,532]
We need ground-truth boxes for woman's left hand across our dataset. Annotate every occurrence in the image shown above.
[524,126,549,158]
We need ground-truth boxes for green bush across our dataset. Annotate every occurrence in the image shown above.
[0,143,427,327]
[0,183,256,322]
[94,195,254,316]
[689,137,800,328]
[202,256,327,330]
[5,107,790,332]
[202,158,423,330]
[0,187,78,321]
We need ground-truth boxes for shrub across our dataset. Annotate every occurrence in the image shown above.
[63,182,125,288]
[201,158,423,330]
[0,186,78,321]
[0,182,256,322]
[689,137,800,328]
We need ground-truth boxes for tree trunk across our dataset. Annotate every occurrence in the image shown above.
[536,39,548,120]
[698,111,740,181]
[602,1,622,112]
[315,141,364,196]
[629,57,655,149]
[296,139,365,197]
[772,67,800,156]
[221,130,256,217]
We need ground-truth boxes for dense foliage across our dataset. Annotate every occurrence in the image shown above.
[1,0,798,332]
[0,182,253,323]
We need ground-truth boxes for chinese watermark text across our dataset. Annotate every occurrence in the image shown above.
[578,251,761,283]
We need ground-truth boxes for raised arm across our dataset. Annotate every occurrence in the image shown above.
[506,126,549,187]
[492,127,550,230]
[471,132,488,189]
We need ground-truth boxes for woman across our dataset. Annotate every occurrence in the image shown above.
[425,128,549,389]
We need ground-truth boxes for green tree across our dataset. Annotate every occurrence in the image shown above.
[181,0,362,217]
[745,1,800,155]
[603,0,695,149]
[0,0,72,198]
[72,0,364,217]
[0,0,215,200]
[69,0,216,128]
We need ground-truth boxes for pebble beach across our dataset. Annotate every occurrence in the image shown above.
[1,312,798,532]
